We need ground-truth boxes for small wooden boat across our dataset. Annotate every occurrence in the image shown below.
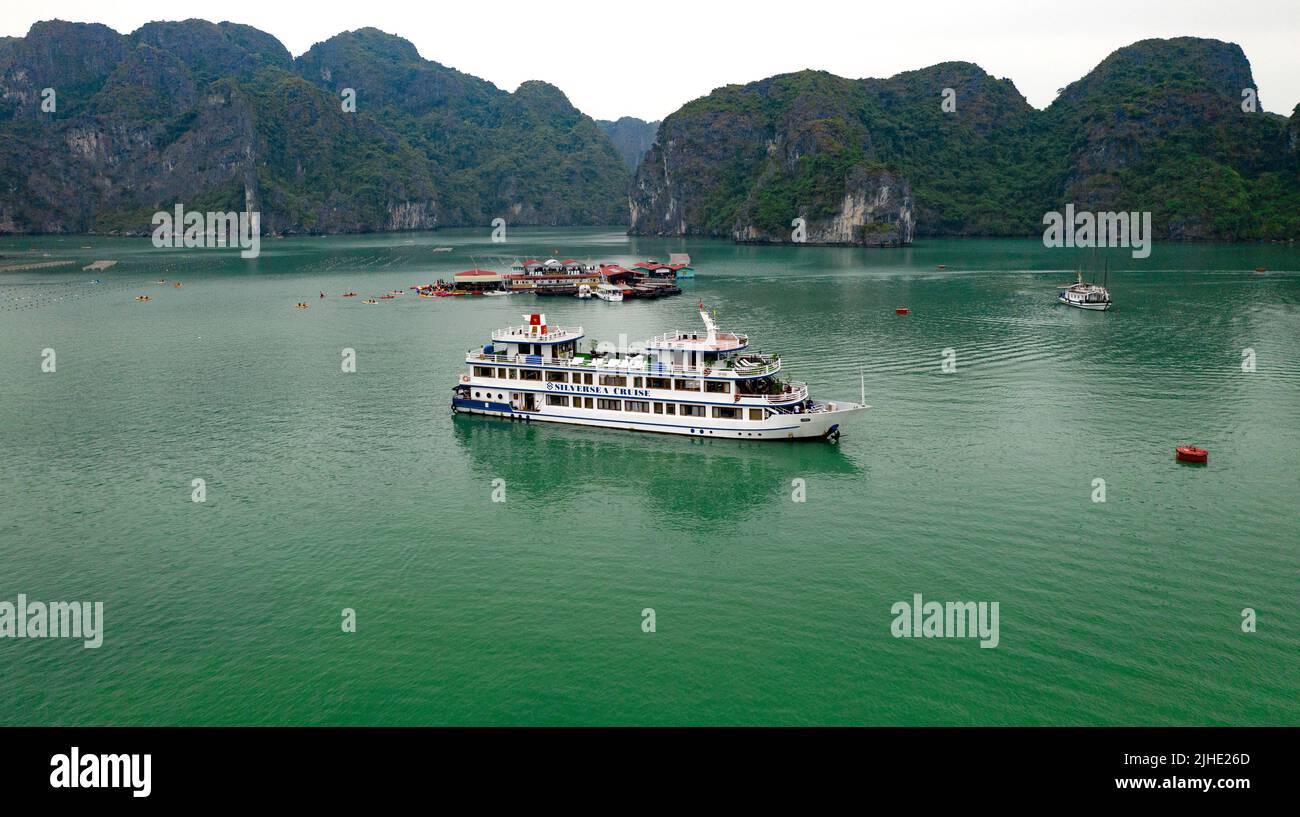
[1057,268,1112,311]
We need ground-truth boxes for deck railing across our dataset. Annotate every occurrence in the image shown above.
[761,382,808,403]
[467,350,780,379]
[490,325,584,343]
[648,330,749,347]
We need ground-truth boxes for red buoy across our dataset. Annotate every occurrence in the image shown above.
[1254,267,1266,273]
[896,308,909,315]
[1176,446,1208,463]
[937,264,947,270]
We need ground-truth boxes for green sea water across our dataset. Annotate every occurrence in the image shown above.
[2,229,1298,725]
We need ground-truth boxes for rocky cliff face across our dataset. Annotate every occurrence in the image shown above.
[597,117,659,171]
[631,38,1300,243]
[630,64,1035,244]
[1038,37,1295,241]
[1289,106,1300,154]
[0,21,628,235]
[289,30,629,227]
[730,163,914,246]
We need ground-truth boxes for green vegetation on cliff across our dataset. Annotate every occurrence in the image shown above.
[0,20,628,234]
[632,38,1300,242]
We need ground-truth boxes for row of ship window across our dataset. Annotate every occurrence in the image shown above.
[469,389,764,420]
[473,366,732,393]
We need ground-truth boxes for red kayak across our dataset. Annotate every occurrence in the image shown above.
[1175,446,1208,463]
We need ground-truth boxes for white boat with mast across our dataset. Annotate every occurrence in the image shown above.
[453,305,868,441]
[1057,259,1112,310]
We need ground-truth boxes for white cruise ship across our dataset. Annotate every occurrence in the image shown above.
[453,308,867,441]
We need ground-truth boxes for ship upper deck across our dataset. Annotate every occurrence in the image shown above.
[646,308,748,353]
[491,324,585,344]
[646,329,748,353]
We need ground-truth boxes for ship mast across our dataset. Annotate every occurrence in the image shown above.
[699,301,717,345]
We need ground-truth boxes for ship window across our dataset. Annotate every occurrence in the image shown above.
[625,401,649,413]
[680,404,706,417]
[507,369,517,379]
[665,404,676,415]
[474,391,482,398]
[704,380,730,394]
[749,409,764,421]
[584,397,594,409]
[545,370,568,382]
[646,377,670,390]
[545,395,570,406]
[633,377,643,388]
[653,403,664,414]
[713,406,740,419]
[582,373,594,385]
[675,379,701,391]
[473,367,495,377]
[597,399,621,411]
[519,369,542,381]
[599,375,627,387]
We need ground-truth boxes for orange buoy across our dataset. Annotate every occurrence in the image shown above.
[1254,267,1266,273]
[1176,446,1208,464]
[896,308,909,315]
[937,264,947,270]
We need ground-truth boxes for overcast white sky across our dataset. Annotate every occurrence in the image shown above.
[4,0,1298,121]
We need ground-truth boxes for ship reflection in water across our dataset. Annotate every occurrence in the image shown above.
[450,416,863,529]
